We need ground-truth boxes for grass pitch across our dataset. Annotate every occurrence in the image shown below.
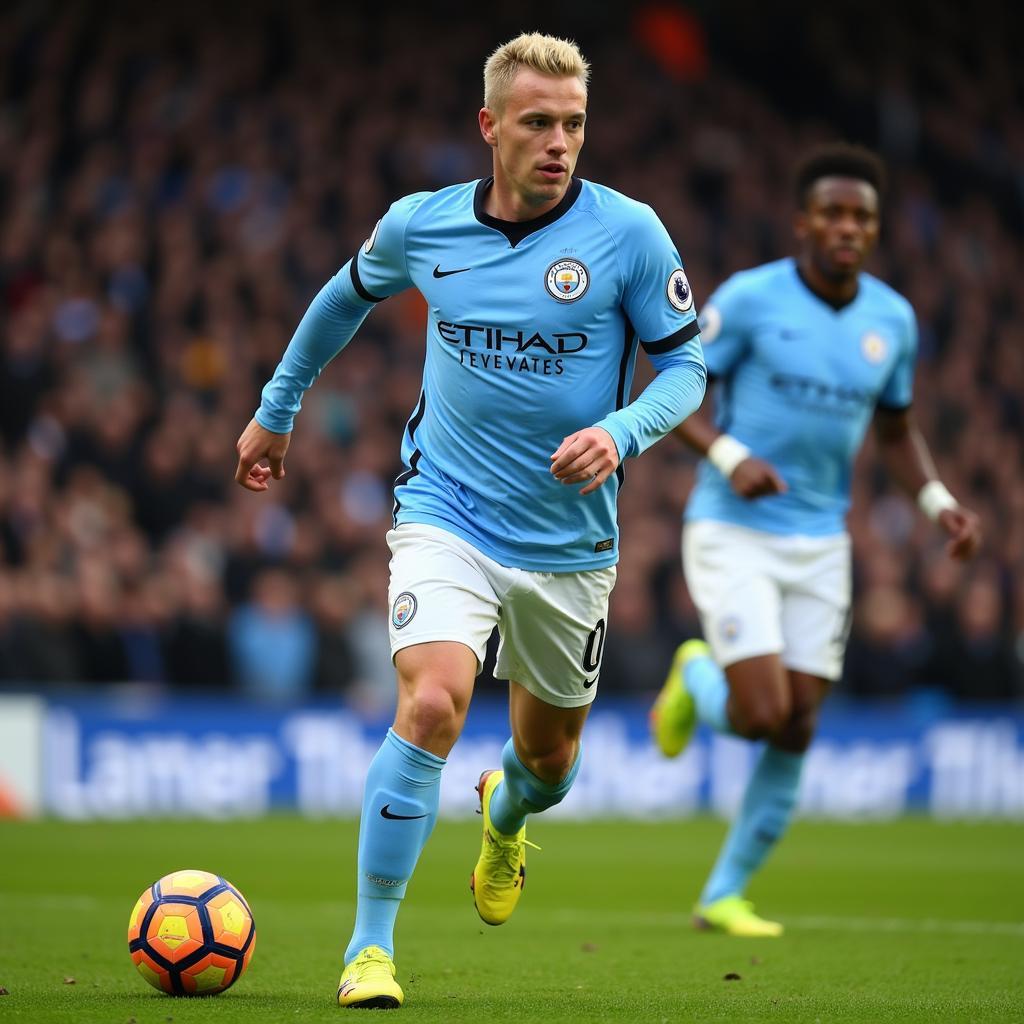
[0,816,1021,1023]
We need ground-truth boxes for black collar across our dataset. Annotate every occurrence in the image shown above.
[473,177,583,247]
[795,263,859,312]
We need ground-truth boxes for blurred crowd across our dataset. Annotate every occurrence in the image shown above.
[0,2,1021,707]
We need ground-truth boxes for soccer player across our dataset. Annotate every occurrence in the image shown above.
[651,142,981,937]
[235,33,706,1008]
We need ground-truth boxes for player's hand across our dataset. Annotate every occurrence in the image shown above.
[550,427,620,496]
[730,457,788,500]
[937,505,982,561]
[234,417,291,492]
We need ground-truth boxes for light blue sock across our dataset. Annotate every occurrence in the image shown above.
[488,738,581,836]
[345,728,445,962]
[686,652,733,734]
[700,746,805,905]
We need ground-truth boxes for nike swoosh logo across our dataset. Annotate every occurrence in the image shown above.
[582,677,597,689]
[380,804,428,820]
[433,264,471,278]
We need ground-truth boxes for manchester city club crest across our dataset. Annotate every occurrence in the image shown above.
[860,331,888,364]
[391,591,417,629]
[545,259,590,302]
[719,615,742,644]
[667,268,694,312]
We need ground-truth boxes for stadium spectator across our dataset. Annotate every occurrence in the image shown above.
[228,568,317,702]
[164,566,231,689]
[844,584,931,698]
[947,571,1017,701]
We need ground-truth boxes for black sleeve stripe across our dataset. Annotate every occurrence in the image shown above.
[641,318,701,355]
[875,401,912,414]
[614,319,636,492]
[349,254,386,304]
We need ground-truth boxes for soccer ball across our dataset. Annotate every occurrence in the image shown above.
[127,869,256,996]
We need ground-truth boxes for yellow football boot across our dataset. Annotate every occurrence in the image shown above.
[693,896,784,937]
[650,639,709,757]
[470,769,537,926]
[336,945,404,1009]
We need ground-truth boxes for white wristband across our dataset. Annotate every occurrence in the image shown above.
[706,434,752,479]
[917,480,957,522]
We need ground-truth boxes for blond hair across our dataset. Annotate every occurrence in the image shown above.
[483,32,590,112]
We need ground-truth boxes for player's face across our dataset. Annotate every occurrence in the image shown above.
[795,177,880,281]
[479,68,587,217]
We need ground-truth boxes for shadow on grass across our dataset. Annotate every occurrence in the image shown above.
[58,986,338,1009]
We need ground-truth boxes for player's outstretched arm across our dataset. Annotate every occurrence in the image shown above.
[234,418,291,492]
[728,453,788,499]
[673,406,786,500]
[237,251,389,493]
[933,503,982,561]
[872,407,981,560]
[583,341,707,484]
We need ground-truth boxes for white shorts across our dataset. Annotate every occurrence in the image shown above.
[683,519,852,681]
[386,524,617,708]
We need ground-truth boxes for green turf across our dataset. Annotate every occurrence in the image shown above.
[0,816,1021,1023]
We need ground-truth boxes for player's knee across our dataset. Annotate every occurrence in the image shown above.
[515,740,578,787]
[772,705,820,752]
[731,693,791,740]
[399,684,467,751]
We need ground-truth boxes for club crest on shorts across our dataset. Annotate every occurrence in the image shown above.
[860,331,888,364]
[545,259,590,302]
[392,591,417,629]
[719,615,742,643]
[667,268,694,312]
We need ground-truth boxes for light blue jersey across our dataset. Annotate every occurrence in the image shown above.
[257,177,706,570]
[687,258,917,536]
